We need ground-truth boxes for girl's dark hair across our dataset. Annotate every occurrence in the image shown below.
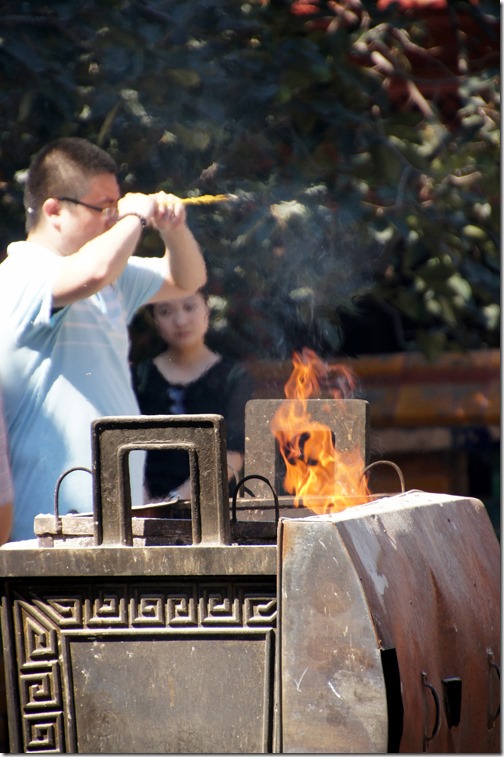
[145,286,210,320]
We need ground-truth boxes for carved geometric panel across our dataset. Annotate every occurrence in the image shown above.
[20,664,60,711]
[4,579,277,753]
[243,593,278,626]
[23,713,64,753]
[33,597,83,628]
[16,606,58,668]
[165,591,198,626]
[200,584,241,625]
[86,586,128,627]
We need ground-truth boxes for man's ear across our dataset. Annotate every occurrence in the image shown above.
[42,198,62,228]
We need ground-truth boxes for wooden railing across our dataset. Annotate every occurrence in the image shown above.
[247,349,500,429]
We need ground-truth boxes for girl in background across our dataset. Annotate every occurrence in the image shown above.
[132,287,254,503]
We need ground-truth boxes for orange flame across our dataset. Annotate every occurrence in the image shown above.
[271,348,370,513]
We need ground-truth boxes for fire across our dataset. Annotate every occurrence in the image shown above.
[271,348,370,513]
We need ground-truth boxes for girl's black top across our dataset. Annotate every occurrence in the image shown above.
[132,356,254,499]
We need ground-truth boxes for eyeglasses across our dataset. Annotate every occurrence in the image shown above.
[56,196,119,221]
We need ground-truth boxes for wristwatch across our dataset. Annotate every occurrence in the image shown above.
[118,212,147,227]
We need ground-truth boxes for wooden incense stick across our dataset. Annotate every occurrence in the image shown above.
[181,194,236,205]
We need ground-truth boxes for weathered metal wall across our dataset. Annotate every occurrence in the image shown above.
[0,415,500,753]
[278,492,500,753]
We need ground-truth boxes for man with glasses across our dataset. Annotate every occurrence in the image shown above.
[0,137,207,541]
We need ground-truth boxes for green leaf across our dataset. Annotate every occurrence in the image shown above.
[463,224,487,241]
[166,68,201,87]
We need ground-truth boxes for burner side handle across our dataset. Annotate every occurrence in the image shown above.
[91,415,230,546]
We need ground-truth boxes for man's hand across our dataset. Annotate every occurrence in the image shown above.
[144,189,208,301]
[150,191,187,233]
[117,192,157,224]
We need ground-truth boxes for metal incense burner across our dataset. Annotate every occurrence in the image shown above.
[0,400,500,753]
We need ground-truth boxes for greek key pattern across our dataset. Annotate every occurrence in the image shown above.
[23,713,64,753]
[8,580,276,752]
[15,581,276,633]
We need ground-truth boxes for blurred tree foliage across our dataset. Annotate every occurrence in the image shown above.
[0,0,499,361]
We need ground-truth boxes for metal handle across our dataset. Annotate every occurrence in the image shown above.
[362,459,406,493]
[231,474,280,525]
[422,672,441,750]
[487,650,500,727]
[91,415,230,547]
[53,466,92,534]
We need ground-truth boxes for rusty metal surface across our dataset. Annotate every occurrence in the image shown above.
[278,491,500,753]
[278,517,388,753]
[335,491,500,753]
[0,410,500,753]
[0,415,278,754]
[33,511,279,549]
[1,577,277,753]
[233,493,396,523]
[0,541,277,577]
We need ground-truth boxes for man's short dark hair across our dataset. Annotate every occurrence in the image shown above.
[24,137,118,231]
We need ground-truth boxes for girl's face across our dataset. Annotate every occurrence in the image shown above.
[152,293,209,350]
